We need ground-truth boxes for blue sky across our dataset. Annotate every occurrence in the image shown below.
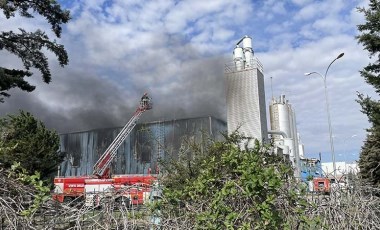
[0,0,374,163]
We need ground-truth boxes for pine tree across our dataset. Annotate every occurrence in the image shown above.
[0,0,70,102]
[356,0,380,187]
[0,111,63,180]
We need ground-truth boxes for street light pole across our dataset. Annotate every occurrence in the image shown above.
[305,52,344,180]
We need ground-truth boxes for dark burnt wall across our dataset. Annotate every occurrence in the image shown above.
[58,116,226,176]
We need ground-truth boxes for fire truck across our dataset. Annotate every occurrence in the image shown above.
[52,93,156,207]
[312,177,331,195]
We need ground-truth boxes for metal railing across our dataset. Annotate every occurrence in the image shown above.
[224,57,264,73]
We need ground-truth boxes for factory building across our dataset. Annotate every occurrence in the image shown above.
[269,95,302,176]
[58,116,226,177]
[225,36,268,144]
[269,95,299,158]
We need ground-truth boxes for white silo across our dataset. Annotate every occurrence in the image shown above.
[269,95,292,138]
[226,35,267,144]
[269,95,300,168]
[233,46,244,71]
[242,36,254,68]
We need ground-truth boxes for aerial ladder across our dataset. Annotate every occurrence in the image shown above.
[93,93,152,178]
[53,93,154,204]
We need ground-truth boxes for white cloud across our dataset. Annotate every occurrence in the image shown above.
[291,0,313,6]
[164,0,234,33]
[212,28,235,42]
[311,16,347,34]
[294,3,322,21]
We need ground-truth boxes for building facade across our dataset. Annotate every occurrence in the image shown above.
[58,116,226,177]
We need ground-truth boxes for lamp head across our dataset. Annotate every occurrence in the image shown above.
[337,53,344,59]
[304,72,312,76]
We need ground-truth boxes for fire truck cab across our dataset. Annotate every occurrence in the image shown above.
[313,177,331,194]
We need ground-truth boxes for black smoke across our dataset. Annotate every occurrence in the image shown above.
[0,52,228,134]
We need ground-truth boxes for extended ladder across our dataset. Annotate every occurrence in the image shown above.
[92,93,152,178]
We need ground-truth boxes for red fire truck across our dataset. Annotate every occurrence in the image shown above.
[313,177,331,195]
[52,93,156,206]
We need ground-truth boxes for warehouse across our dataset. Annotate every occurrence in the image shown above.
[58,116,226,176]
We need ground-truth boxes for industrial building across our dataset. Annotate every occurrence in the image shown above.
[269,95,302,168]
[224,36,304,177]
[322,162,359,177]
[58,116,226,176]
[300,158,323,182]
[225,36,268,144]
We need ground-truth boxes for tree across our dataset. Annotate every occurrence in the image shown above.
[356,0,380,187]
[0,111,63,180]
[156,132,319,229]
[0,0,70,102]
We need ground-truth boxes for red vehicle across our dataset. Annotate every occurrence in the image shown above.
[313,177,331,194]
[52,93,156,206]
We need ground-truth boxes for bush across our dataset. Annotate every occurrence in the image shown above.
[156,132,320,229]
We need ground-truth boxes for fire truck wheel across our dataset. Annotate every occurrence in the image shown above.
[63,196,74,203]
[115,196,131,208]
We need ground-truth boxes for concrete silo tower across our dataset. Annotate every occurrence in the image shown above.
[225,36,268,143]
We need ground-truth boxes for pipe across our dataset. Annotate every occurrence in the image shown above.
[268,130,288,138]
[236,35,250,46]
